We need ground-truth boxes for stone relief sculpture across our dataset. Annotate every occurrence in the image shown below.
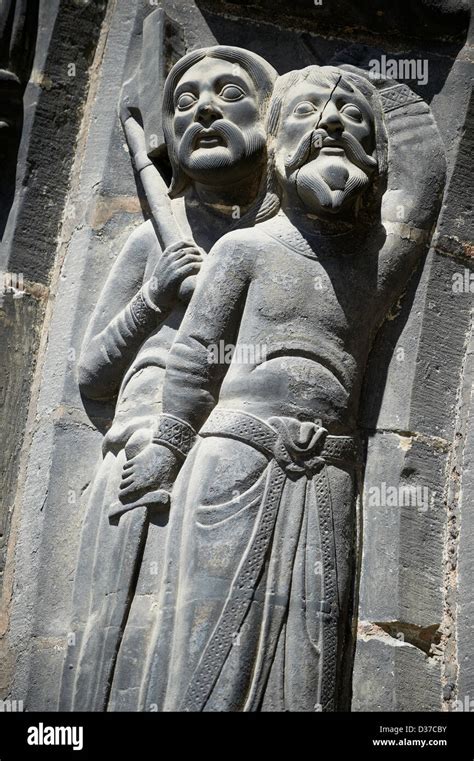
[0,0,39,237]
[0,0,467,721]
[114,66,445,712]
[60,45,277,711]
[60,18,448,707]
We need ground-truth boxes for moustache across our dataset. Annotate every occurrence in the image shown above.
[285,128,377,175]
[178,119,247,158]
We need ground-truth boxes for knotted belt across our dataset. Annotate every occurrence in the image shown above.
[180,408,361,712]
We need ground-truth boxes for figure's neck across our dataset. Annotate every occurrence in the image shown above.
[178,169,262,250]
[281,195,358,238]
[190,170,261,217]
[281,179,357,236]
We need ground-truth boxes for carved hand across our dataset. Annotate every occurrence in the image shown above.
[145,240,204,310]
[119,442,181,501]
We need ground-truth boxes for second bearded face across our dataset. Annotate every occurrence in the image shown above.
[274,69,378,217]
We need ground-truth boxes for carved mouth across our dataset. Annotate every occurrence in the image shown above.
[194,130,226,149]
[320,137,345,156]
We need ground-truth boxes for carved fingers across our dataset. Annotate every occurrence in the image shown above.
[119,442,180,501]
[146,240,205,310]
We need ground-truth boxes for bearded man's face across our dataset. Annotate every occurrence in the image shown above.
[275,73,377,217]
[172,57,266,187]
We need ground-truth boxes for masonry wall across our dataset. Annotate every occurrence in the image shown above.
[0,0,472,711]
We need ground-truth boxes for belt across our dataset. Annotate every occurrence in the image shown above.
[200,408,361,474]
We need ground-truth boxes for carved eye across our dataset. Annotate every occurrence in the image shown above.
[340,103,363,122]
[293,101,317,116]
[176,92,198,111]
[219,84,245,101]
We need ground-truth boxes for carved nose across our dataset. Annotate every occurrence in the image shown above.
[195,101,221,126]
[319,103,343,134]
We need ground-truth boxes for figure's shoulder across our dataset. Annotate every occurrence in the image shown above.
[207,226,270,280]
[125,218,157,249]
[253,211,288,238]
[211,225,268,250]
[115,219,159,269]
[209,215,284,258]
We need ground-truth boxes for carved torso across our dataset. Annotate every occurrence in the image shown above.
[215,212,400,432]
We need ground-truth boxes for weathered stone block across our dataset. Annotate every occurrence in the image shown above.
[359,432,448,627]
[352,631,442,711]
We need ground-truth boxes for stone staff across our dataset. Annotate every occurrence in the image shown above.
[120,102,197,303]
[109,101,197,519]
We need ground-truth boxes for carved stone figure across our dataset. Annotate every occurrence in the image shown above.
[128,66,446,711]
[60,45,277,711]
[0,0,39,237]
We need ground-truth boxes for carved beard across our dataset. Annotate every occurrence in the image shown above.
[284,128,377,215]
[177,119,266,184]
